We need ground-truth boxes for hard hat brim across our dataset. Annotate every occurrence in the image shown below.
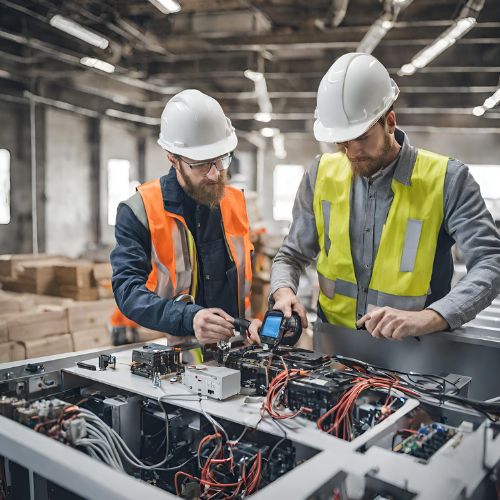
[158,132,238,161]
[313,117,377,144]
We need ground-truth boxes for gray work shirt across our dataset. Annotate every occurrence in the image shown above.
[270,128,500,329]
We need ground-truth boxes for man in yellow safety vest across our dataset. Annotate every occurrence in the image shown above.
[270,53,500,341]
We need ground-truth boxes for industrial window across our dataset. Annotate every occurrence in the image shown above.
[468,164,500,222]
[0,149,10,224]
[107,159,131,226]
[273,164,304,221]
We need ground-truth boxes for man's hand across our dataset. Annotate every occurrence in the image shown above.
[193,308,234,344]
[246,318,262,345]
[356,307,448,340]
[272,287,308,328]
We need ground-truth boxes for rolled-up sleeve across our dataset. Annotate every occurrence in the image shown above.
[427,159,500,329]
[110,203,202,336]
[270,156,321,296]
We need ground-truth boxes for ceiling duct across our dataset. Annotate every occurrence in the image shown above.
[357,0,414,54]
[398,0,485,76]
[315,0,351,30]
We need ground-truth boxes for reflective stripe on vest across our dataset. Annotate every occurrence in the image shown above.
[313,149,447,328]
[137,179,253,317]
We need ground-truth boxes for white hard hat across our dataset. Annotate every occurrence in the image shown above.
[158,89,237,160]
[314,53,400,143]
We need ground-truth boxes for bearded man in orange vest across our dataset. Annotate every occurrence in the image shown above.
[111,90,260,345]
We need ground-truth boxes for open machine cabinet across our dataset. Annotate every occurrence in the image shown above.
[0,342,499,500]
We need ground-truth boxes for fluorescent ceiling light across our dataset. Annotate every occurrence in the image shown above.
[261,127,278,137]
[148,0,181,14]
[80,57,115,73]
[398,16,476,75]
[357,16,393,53]
[246,68,273,120]
[357,1,413,54]
[244,69,264,82]
[472,106,485,116]
[255,112,271,123]
[399,63,416,76]
[472,87,500,116]
[273,134,287,159]
[50,15,109,49]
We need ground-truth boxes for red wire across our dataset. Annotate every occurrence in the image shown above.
[317,376,419,439]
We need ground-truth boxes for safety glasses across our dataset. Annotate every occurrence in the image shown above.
[177,152,233,176]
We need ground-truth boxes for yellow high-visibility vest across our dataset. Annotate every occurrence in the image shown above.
[313,149,448,328]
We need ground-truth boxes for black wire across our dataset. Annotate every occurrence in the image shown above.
[263,417,288,475]
[334,355,463,399]
[157,398,172,462]
[332,354,500,421]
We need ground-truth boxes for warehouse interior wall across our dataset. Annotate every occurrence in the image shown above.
[145,131,168,182]
[45,109,92,258]
[0,101,40,254]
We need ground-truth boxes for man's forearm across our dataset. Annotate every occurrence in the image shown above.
[270,156,321,297]
[270,248,305,296]
[113,275,203,336]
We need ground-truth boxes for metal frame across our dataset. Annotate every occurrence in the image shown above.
[1,337,499,499]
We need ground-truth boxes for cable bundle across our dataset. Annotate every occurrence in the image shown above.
[174,431,262,498]
[261,356,309,420]
[317,376,419,439]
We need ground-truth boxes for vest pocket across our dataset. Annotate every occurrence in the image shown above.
[400,219,423,272]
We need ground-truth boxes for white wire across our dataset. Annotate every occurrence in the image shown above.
[76,439,122,470]
[75,395,213,472]
[85,426,124,470]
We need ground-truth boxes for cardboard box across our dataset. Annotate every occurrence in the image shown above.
[97,283,114,299]
[93,262,112,281]
[23,334,73,359]
[7,307,69,341]
[71,327,110,351]
[0,291,23,314]
[4,261,59,295]
[55,262,96,288]
[0,254,64,278]
[25,294,73,308]
[67,299,115,332]
[58,285,99,301]
[0,342,26,363]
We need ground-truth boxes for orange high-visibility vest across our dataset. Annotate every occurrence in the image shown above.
[110,306,138,329]
[137,179,253,317]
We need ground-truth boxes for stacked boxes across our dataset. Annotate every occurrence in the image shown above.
[0,254,112,302]
[55,262,99,300]
[67,299,115,350]
[0,254,169,362]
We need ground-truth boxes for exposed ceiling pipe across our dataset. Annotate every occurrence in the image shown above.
[398,0,485,76]
[0,29,176,95]
[0,91,161,126]
[357,0,414,54]
[315,0,350,30]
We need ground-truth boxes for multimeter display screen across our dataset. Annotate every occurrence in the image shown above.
[261,314,282,339]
